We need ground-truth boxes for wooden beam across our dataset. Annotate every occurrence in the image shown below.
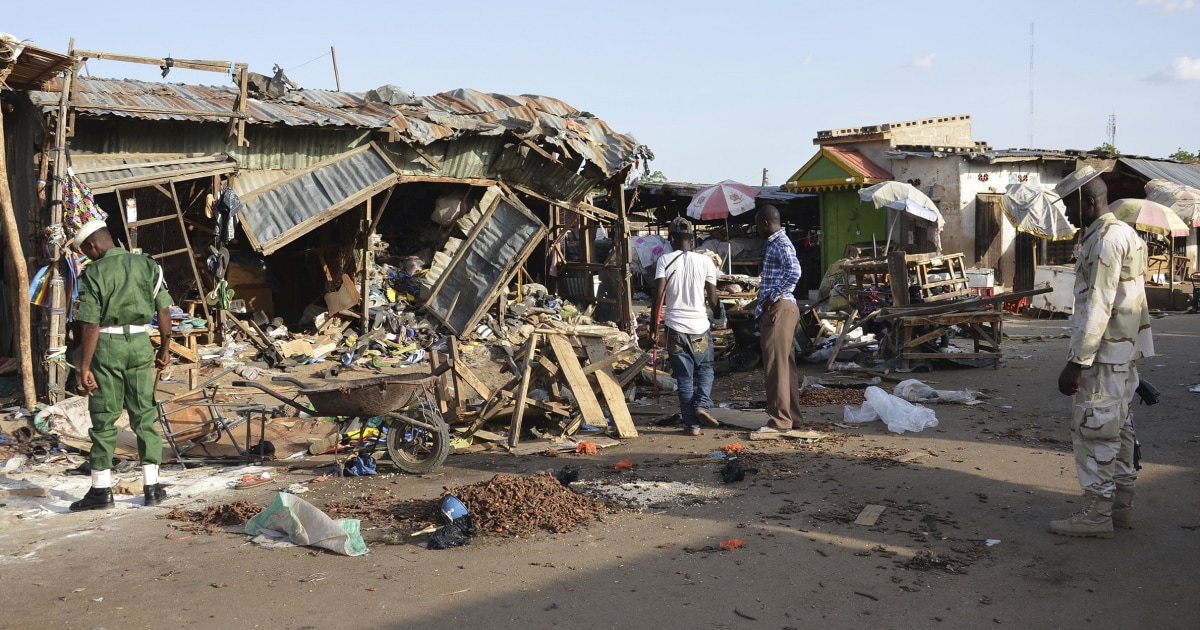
[507,336,539,447]
[74,49,232,73]
[545,335,608,430]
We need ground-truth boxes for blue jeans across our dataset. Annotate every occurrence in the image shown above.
[666,327,714,429]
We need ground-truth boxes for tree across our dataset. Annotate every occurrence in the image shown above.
[642,170,668,183]
[1093,142,1119,155]
[1169,148,1198,163]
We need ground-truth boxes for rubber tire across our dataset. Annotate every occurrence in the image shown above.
[386,409,450,474]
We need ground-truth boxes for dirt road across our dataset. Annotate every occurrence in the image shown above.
[2,314,1197,630]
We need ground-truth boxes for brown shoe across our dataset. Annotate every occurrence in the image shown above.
[1049,493,1114,539]
[695,408,719,427]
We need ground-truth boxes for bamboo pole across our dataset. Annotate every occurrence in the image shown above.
[0,96,38,409]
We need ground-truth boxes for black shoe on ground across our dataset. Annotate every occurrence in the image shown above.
[144,483,168,507]
[69,487,114,512]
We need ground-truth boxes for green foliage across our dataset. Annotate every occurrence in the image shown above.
[1093,143,1119,155]
[1168,148,1198,163]
[642,170,668,183]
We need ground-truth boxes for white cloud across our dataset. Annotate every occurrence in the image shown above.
[803,54,814,65]
[1146,56,1200,83]
[1136,0,1197,12]
[913,53,936,69]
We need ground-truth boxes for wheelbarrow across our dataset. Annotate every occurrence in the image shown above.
[233,373,450,474]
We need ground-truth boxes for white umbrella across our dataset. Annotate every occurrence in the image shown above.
[858,181,944,255]
[1000,183,1078,240]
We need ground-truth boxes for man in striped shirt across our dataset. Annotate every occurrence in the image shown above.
[754,205,803,433]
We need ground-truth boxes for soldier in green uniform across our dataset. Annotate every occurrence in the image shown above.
[68,220,175,511]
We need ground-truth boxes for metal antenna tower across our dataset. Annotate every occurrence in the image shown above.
[1028,22,1035,149]
[1106,111,1117,148]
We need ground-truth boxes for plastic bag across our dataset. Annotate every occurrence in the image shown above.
[842,386,939,434]
[893,379,979,404]
[244,492,368,556]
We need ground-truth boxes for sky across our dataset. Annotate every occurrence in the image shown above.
[6,0,1199,185]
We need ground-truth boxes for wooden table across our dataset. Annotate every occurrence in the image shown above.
[891,310,1002,370]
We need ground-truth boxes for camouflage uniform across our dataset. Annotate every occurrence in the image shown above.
[1067,213,1154,499]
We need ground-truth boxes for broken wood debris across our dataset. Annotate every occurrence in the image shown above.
[435,324,645,449]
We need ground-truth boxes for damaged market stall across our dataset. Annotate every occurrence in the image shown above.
[11,40,650,402]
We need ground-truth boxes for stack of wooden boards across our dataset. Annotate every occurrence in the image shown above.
[431,325,649,448]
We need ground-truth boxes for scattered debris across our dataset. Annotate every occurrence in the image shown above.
[162,500,265,534]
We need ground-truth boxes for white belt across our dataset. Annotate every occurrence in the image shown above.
[99,324,151,334]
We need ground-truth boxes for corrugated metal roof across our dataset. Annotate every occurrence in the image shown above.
[28,78,643,178]
[0,37,74,90]
[71,153,237,194]
[237,143,397,254]
[1119,158,1200,189]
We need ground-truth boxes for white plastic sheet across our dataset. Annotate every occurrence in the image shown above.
[842,386,939,434]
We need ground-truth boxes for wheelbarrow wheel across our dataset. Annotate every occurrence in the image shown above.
[386,409,450,474]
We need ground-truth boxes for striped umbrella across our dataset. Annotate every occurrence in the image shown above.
[686,180,760,220]
[1144,178,1200,227]
[1108,198,1191,237]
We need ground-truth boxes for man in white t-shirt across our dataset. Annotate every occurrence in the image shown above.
[651,217,723,436]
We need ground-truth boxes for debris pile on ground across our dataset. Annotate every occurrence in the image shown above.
[327,472,614,538]
[162,500,265,533]
[453,472,613,536]
[797,386,872,407]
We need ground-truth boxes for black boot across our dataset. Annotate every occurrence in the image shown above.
[69,487,114,512]
[144,483,168,507]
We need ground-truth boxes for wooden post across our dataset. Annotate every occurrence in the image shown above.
[887,250,911,306]
[0,99,38,409]
[330,46,341,92]
[45,41,77,401]
[508,335,538,448]
[361,199,371,327]
[615,179,634,332]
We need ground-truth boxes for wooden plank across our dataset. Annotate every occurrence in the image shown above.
[545,335,608,430]
[594,369,638,438]
[453,359,493,400]
[877,287,1050,322]
[581,348,638,376]
[826,308,858,370]
[854,504,886,526]
[0,487,50,498]
[508,335,539,447]
[617,353,651,388]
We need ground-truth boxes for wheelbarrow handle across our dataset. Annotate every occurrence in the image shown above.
[231,380,307,409]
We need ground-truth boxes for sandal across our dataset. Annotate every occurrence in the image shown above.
[234,473,273,489]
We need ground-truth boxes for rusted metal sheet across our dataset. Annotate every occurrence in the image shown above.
[70,153,237,194]
[28,78,646,179]
[236,143,398,254]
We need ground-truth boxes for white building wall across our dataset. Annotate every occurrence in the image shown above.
[889,155,1072,289]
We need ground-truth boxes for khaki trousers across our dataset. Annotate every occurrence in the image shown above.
[760,300,803,429]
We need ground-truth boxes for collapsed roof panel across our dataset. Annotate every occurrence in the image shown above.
[236,143,397,254]
[69,153,238,194]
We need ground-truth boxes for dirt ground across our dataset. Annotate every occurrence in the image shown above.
[1,313,1198,630]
